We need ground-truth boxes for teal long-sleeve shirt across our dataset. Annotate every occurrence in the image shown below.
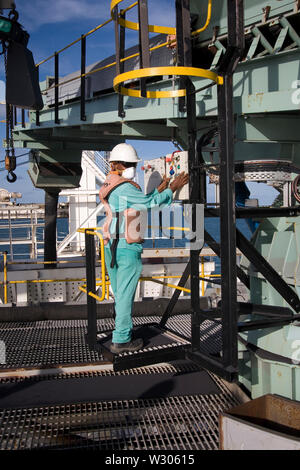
[104,183,173,252]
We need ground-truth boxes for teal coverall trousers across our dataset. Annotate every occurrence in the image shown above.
[104,246,143,343]
[103,183,173,344]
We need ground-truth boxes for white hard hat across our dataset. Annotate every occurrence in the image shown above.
[109,143,141,163]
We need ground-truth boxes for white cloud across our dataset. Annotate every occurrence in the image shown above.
[15,0,108,31]
[125,0,175,28]
[15,0,176,31]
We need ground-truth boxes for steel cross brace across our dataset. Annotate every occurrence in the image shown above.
[236,228,300,313]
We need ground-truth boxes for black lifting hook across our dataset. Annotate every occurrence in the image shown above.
[7,170,17,183]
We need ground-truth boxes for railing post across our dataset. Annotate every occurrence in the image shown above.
[80,35,86,121]
[13,106,17,127]
[119,10,126,118]
[85,230,97,348]
[137,0,150,97]
[54,52,59,124]
[176,0,192,112]
[3,251,8,305]
[36,66,40,126]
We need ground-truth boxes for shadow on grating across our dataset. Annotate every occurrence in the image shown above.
[0,368,220,409]
[0,315,222,370]
[0,388,239,450]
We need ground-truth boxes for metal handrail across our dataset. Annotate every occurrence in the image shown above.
[76,225,220,303]
[77,227,107,302]
[36,2,138,68]
[37,0,213,95]
[9,1,213,130]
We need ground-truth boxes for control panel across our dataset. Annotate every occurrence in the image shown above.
[142,151,189,200]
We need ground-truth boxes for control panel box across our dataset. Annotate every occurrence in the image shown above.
[143,151,189,200]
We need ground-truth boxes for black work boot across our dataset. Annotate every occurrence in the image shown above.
[110,338,143,354]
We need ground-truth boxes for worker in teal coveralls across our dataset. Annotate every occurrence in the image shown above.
[102,143,188,354]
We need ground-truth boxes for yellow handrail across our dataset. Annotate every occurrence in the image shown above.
[140,276,191,293]
[0,277,104,284]
[93,230,107,302]
[192,0,212,37]
[36,0,214,97]
[36,18,113,67]
[114,65,222,99]
[40,35,177,95]
[111,0,176,34]
[36,0,146,69]
[111,0,220,99]
[201,256,205,296]
[77,227,107,302]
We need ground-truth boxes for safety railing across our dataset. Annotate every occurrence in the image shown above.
[79,223,221,348]
[7,0,214,130]
[77,227,107,302]
[0,226,221,305]
[77,226,220,306]
[0,252,102,305]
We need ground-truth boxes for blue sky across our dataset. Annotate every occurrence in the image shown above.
[0,0,278,205]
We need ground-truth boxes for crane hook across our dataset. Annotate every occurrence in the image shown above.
[6,171,17,183]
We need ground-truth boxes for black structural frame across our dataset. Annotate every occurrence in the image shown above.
[81,34,87,122]
[180,0,244,381]
[54,52,59,125]
[44,189,60,269]
[35,65,40,126]
[85,230,97,348]
[83,0,300,379]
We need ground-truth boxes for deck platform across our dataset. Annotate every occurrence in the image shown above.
[0,315,246,450]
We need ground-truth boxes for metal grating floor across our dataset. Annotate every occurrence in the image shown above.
[0,315,222,370]
[0,316,233,450]
[0,365,240,450]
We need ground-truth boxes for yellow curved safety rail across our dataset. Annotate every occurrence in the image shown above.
[192,0,212,36]
[111,0,222,99]
[37,0,214,98]
[111,0,176,34]
[113,66,223,98]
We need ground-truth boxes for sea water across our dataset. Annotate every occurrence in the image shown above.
[0,216,252,277]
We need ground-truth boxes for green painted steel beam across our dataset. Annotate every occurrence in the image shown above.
[252,26,274,55]
[280,16,300,47]
[12,47,299,140]
[12,139,118,151]
[233,141,298,163]
[166,118,217,130]
[191,0,296,44]
[237,115,300,143]
[79,124,122,134]
[121,122,174,140]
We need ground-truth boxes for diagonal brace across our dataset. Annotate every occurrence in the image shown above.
[236,228,300,312]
